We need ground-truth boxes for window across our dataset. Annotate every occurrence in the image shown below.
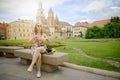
[20,34,22,37]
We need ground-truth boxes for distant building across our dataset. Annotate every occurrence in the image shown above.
[7,19,35,40]
[0,22,8,40]
[72,26,87,38]
[74,19,110,38]
[36,2,71,38]
[63,26,73,38]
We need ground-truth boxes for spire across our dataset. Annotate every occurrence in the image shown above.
[48,8,54,17]
[56,15,59,21]
[36,1,45,25]
[47,8,54,26]
[37,1,44,16]
[55,15,59,25]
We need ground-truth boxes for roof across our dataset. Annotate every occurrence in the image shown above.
[75,19,110,27]
[75,22,90,28]
[0,23,8,28]
[89,19,110,27]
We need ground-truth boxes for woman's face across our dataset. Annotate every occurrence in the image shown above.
[36,25,42,32]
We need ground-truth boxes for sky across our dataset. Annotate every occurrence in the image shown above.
[0,0,120,25]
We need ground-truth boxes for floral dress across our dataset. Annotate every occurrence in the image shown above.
[31,35,46,54]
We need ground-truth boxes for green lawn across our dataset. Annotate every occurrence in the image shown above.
[55,46,120,72]
[53,38,120,62]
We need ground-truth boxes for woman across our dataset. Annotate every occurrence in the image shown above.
[27,24,49,78]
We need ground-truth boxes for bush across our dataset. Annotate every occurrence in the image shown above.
[22,43,32,48]
[46,41,63,48]
[0,40,63,48]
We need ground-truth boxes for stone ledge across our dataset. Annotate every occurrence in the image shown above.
[0,46,24,58]
[61,62,120,79]
[14,49,68,72]
[15,49,68,66]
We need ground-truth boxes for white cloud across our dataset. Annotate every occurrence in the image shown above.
[82,0,112,12]
[111,6,120,10]
[80,18,95,23]
[81,0,120,20]
[104,6,120,17]
[19,16,32,20]
[41,0,67,9]
[0,0,67,22]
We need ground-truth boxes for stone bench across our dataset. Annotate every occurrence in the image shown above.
[14,49,68,72]
[0,46,24,58]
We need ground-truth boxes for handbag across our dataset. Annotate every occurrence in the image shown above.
[46,47,56,55]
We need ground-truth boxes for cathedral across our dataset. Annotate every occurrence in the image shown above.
[36,2,61,38]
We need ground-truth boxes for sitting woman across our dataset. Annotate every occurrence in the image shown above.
[27,24,49,78]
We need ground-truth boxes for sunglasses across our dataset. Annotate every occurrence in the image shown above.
[37,25,42,27]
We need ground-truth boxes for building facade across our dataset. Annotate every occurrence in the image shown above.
[7,19,35,40]
[72,26,87,38]
[0,23,8,40]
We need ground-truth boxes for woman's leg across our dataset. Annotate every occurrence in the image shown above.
[28,47,44,77]
[35,47,45,77]
[36,53,41,77]
[27,49,39,72]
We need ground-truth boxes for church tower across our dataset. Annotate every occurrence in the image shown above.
[36,1,45,25]
[47,8,54,26]
[55,15,60,26]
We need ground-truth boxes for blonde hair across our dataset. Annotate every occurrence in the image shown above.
[34,24,43,35]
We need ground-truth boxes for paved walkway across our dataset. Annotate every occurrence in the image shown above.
[0,57,119,80]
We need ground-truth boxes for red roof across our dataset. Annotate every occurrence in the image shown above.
[75,19,110,27]
[75,22,90,28]
[0,23,8,28]
[89,19,110,27]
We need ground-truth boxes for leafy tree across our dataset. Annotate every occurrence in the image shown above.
[104,22,120,38]
[110,16,120,23]
[85,26,102,38]
[85,16,120,39]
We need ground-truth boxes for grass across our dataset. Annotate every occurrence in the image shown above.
[52,38,120,62]
[55,46,120,72]
[67,41,120,62]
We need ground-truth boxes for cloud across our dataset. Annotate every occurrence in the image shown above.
[0,0,67,22]
[82,0,113,12]
[80,18,95,23]
[41,0,67,9]
[81,0,120,21]
[19,16,32,20]
[111,6,120,10]
[104,6,120,17]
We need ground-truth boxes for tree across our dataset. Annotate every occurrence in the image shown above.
[85,26,102,39]
[110,16,120,23]
[79,31,83,37]
[104,22,120,38]
[85,16,120,39]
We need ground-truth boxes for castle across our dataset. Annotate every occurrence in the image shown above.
[36,2,62,38]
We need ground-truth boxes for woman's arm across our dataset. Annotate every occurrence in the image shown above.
[28,36,34,44]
